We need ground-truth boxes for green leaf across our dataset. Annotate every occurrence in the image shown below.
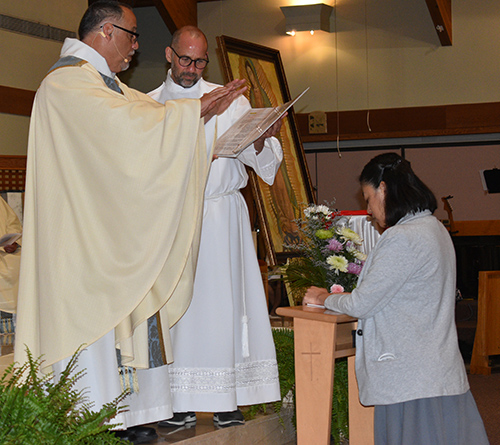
[0,346,129,444]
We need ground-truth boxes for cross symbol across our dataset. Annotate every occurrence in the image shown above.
[302,342,321,381]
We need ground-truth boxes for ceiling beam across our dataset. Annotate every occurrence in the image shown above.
[120,0,216,7]
[152,0,198,33]
[90,0,218,32]
[425,0,452,46]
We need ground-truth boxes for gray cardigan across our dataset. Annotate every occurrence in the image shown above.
[325,210,469,406]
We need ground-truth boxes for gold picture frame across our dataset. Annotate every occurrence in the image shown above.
[217,36,316,266]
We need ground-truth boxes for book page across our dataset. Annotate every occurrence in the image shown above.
[214,87,309,158]
[214,108,277,157]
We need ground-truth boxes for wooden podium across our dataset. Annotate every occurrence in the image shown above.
[470,271,500,374]
[276,305,373,445]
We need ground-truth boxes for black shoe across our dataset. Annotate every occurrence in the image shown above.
[128,426,158,444]
[112,429,137,443]
[213,409,245,427]
[113,427,157,444]
[158,412,197,427]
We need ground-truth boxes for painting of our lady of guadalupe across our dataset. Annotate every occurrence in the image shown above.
[218,36,315,265]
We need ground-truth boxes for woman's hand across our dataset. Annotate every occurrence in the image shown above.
[302,286,331,306]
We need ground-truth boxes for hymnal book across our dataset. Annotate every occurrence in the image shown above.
[213,87,309,158]
[0,233,21,248]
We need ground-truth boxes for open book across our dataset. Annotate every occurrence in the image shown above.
[213,87,309,158]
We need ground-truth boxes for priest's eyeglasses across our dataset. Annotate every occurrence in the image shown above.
[103,24,140,44]
[170,47,209,70]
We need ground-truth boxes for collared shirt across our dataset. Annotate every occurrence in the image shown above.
[60,37,115,78]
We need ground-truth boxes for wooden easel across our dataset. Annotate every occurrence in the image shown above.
[276,305,374,444]
[470,271,500,375]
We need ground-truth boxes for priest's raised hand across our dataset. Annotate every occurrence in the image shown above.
[200,79,247,122]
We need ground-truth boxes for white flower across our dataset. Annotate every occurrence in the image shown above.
[337,227,363,245]
[303,205,318,218]
[316,205,331,216]
[304,204,332,220]
[326,255,349,273]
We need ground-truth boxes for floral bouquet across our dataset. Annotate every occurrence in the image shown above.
[282,203,366,305]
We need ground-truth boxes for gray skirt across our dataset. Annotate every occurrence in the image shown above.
[374,390,489,445]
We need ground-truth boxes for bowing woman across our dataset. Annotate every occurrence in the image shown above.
[303,152,488,444]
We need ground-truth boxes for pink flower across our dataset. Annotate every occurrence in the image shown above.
[330,284,344,293]
[327,238,343,252]
[347,262,362,275]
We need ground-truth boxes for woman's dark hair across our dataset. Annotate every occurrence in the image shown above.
[78,0,131,41]
[359,152,437,227]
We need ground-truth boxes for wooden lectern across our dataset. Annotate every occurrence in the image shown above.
[276,305,374,444]
[470,271,500,375]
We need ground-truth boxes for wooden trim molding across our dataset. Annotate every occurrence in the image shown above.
[0,85,35,117]
[453,220,500,237]
[0,155,27,170]
[296,102,500,143]
[3,84,500,148]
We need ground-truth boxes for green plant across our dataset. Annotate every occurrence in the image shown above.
[271,328,295,421]
[0,347,129,444]
[272,328,349,443]
[331,358,349,443]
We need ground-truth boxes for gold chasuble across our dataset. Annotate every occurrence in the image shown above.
[14,62,209,373]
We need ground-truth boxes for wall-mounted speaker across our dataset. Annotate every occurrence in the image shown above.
[480,168,500,194]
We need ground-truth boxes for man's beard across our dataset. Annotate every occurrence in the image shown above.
[174,71,200,88]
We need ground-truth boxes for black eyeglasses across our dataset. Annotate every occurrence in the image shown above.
[102,23,139,44]
[170,47,209,70]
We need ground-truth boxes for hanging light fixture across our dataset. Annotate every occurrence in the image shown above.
[280,3,334,36]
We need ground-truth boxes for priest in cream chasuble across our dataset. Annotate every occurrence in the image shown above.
[13,2,215,429]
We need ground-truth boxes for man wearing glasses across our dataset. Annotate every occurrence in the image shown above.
[149,26,282,429]
[14,2,246,443]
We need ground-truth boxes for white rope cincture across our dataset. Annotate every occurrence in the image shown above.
[238,195,250,358]
[241,314,250,358]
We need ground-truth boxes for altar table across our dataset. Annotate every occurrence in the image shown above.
[276,305,374,445]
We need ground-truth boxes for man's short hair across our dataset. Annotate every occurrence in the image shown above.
[78,0,132,41]
[171,26,208,50]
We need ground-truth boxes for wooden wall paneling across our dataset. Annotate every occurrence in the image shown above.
[296,102,500,143]
[454,221,500,237]
[0,86,35,117]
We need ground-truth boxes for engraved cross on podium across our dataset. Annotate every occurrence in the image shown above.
[302,342,321,380]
